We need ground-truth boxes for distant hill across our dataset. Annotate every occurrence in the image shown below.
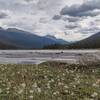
[44,35,68,44]
[0,27,68,49]
[43,31,100,49]
[68,32,100,49]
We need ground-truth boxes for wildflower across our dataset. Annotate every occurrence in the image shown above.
[64,85,69,89]
[0,88,2,93]
[32,82,38,88]
[6,87,10,90]
[76,80,80,84]
[96,79,100,84]
[21,83,26,88]
[6,91,10,94]
[92,83,99,87]
[91,92,98,97]
[44,75,48,79]
[57,79,60,82]
[47,83,51,89]
[30,90,34,93]
[18,89,23,94]
[73,85,76,88]
[29,95,33,99]
[37,88,41,93]
[50,79,54,82]
[17,71,20,74]
[92,70,95,73]
[65,69,69,73]
[58,82,63,86]
[53,91,59,95]
[71,92,74,96]
[64,90,68,93]
[63,73,65,76]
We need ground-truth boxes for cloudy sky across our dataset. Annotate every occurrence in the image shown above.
[0,0,100,41]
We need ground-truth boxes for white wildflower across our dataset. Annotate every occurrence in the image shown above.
[53,91,59,95]
[50,79,54,82]
[73,85,76,88]
[17,71,20,74]
[64,85,69,89]
[37,88,41,93]
[58,82,63,86]
[63,73,65,76]
[6,87,10,90]
[18,89,23,94]
[30,90,34,93]
[70,70,74,73]
[32,82,38,88]
[6,91,10,94]
[47,83,51,89]
[29,95,33,99]
[96,79,100,84]
[92,83,99,87]
[44,75,48,79]
[0,88,2,93]
[71,92,74,96]
[57,79,60,82]
[91,92,98,97]
[64,90,68,93]
[65,69,69,73]
[21,83,26,88]
[77,80,80,84]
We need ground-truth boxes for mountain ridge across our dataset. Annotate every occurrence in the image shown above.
[43,31,100,49]
[0,27,68,49]
[68,31,100,49]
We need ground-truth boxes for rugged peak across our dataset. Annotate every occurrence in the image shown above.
[45,35,56,39]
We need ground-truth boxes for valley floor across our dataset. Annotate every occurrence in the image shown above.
[0,62,100,100]
[0,50,100,64]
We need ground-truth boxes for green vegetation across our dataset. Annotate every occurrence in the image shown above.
[0,62,100,100]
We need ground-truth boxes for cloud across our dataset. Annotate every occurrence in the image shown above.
[79,27,100,34]
[60,0,100,17]
[65,22,79,29]
[62,16,80,22]
[52,15,61,20]
[76,9,100,17]
[0,12,8,19]
[0,0,100,41]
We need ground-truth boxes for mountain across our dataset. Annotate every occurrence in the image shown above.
[0,27,68,49]
[44,35,69,44]
[67,31,100,49]
[43,31,100,49]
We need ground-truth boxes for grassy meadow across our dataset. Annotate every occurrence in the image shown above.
[0,62,100,100]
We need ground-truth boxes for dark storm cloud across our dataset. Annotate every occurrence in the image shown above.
[62,16,80,22]
[52,15,80,22]
[60,0,100,17]
[24,0,33,2]
[65,22,79,29]
[76,10,100,17]
[39,17,49,23]
[0,12,8,19]
[52,15,61,20]
[78,27,100,34]
[65,25,77,29]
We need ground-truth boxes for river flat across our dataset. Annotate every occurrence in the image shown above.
[0,50,100,64]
